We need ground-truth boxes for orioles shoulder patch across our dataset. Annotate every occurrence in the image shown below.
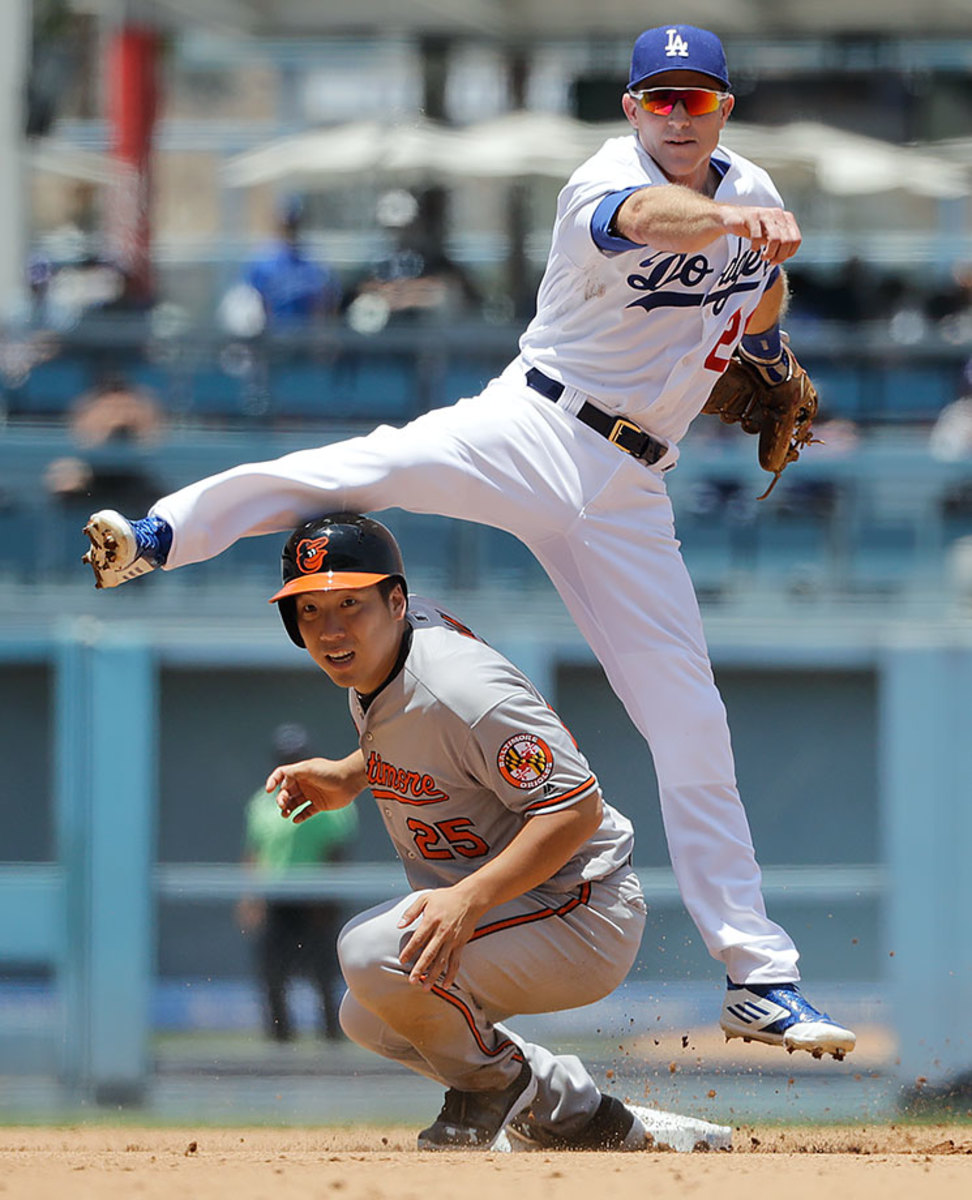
[497,732,554,790]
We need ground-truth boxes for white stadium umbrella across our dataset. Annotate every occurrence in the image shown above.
[222,114,970,200]
[222,118,467,189]
[722,121,969,200]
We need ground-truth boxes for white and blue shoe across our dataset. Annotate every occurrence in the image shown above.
[83,510,172,589]
[720,979,856,1060]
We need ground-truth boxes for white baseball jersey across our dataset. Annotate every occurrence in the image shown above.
[154,126,803,987]
[348,596,635,893]
[518,133,781,444]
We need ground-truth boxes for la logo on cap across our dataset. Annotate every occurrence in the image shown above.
[665,28,690,57]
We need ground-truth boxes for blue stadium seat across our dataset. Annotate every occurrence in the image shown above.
[268,357,416,421]
[801,363,865,421]
[184,364,249,416]
[11,359,91,415]
[477,525,547,587]
[0,503,39,578]
[441,361,503,406]
[876,366,954,420]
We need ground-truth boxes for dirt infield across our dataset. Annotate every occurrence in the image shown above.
[2,1124,971,1200]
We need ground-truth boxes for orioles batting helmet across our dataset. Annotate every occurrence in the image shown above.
[269,512,406,647]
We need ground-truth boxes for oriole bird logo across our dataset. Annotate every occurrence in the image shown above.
[296,535,330,573]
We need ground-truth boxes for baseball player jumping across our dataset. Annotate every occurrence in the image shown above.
[260,511,731,1152]
[83,25,855,1058]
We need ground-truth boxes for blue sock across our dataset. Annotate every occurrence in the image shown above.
[131,515,173,567]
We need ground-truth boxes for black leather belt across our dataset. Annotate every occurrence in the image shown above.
[525,367,666,466]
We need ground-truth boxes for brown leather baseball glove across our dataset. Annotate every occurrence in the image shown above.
[701,344,820,498]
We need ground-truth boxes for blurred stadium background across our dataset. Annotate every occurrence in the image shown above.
[2,0,972,1124]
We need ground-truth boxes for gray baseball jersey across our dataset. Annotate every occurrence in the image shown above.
[348,596,635,893]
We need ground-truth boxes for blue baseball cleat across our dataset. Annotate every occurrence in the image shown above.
[720,979,856,1060]
[82,510,172,589]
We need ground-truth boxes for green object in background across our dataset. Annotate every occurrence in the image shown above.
[245,786,358,871]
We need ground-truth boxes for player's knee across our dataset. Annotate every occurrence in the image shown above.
[338,990,379,1051]
[336,919,372,987]
[336,909,403,996]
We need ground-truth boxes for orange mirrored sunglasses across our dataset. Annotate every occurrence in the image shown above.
[629,87,729,116]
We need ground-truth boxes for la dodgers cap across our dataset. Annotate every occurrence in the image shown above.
[628,25,731,92]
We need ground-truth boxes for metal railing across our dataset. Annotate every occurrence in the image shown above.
[152,860,889,904]
[1,314,969,426]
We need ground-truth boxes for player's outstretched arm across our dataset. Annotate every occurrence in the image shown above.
[269,750,367,823]
[396,790,603,991]
[615,185,801,266]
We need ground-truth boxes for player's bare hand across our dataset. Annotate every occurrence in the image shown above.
[718,204,801,266]
[397,888,485,991]
[267,752,365,823]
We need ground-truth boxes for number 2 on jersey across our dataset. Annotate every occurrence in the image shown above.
[704,309,742,373]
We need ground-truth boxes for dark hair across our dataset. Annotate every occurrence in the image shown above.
[376,576,406,603]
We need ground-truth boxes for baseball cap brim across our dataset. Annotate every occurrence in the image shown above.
[269,571,391,603]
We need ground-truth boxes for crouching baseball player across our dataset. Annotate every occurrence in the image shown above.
[263,512,730,1152]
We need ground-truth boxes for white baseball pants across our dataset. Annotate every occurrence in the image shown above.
[154,367,800,983]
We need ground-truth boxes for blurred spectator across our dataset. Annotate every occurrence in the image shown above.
[345,188,481,334]
[349,250,481,332]
[38,372,166,569]
[70,372,166,447]
[925,263,972,344]
[239,196,342,333]
[43,454,162,524]
[786,258,923,329]
[929,395,972,461]
[44,455,94,498]
[825,257,883,325]
[32,243,151,332]
[43,449,162,572]
[810,417,860,456]
[237,722,358,1042]
[787,259,880,324]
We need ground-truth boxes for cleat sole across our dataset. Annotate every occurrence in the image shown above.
[81,510,153,589]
